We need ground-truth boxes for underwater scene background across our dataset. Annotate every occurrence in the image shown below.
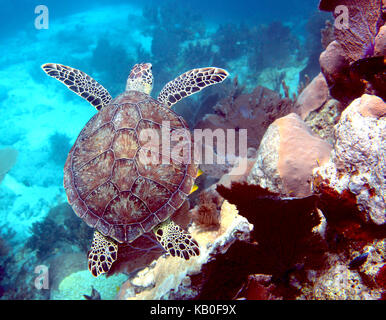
[0,0,385,300]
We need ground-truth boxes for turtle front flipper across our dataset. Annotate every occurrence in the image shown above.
[157,67,229,108]
[41,63,112,111]
[88,231,118,277]
[153,219,200,260]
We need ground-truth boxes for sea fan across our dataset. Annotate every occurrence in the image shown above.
[320,0,383,61]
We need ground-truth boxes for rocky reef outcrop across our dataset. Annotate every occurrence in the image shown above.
[117,200,252,300]
[248,113,332,197]
[313,94,385,226]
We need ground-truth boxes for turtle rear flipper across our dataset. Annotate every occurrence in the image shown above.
[41,63,112,111]
[157,67,229,108]
[153,219,200,260]
[88,231,118,277]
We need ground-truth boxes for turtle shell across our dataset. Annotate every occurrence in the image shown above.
[64,90,198,243]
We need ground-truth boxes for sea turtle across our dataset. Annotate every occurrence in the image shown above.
[41,62,229,277]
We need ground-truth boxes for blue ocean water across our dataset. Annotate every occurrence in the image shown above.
[0,0,328,300]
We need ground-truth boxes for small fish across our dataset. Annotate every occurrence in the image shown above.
[83,286,101,300]
[348,252,369,270]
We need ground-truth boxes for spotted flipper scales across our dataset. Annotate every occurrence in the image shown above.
[41,63,112,111]
[88,231,118,277]
[157,67,229,108]
[153,219,200,259]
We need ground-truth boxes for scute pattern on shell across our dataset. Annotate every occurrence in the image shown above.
[64,91,198,243]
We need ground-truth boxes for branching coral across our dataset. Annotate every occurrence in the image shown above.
[26,218,67,260]
[26,203,93,260]
[194,84,295,151]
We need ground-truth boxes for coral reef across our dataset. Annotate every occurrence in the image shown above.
[248,113,332,197]
[141,0,206,93]
[107,233,165,277]
[247,21,301,72]
[2,0,385,302]
[107,201,191,277]
[26,202,93,260]
[376,264,386,299]
[47,252,88,291]
[321,20,335,50]
[307,253,383,300]
[182,42,214,71]
[26,218,67,260]
[313,94,386,225]
[51,269,127,300]
[235,274,282,300]
[195,84,295,152]
[117,200,252,300]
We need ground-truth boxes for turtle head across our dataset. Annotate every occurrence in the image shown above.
[126,63,153,95]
